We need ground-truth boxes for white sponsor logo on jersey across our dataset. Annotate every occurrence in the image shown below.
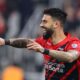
[71,44,78,48]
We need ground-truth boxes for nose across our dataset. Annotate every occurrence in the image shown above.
[40,23,45,28]
[40,23,43,27]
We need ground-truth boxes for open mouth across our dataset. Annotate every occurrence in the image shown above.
[42,28,46,32]
[42,29,48,35]
[41,27,48,32]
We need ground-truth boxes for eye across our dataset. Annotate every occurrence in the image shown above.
[42,20,47,23]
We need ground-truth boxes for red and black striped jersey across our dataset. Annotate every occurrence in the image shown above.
[35,33,80,80]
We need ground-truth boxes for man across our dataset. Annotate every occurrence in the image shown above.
[0,8,80,80]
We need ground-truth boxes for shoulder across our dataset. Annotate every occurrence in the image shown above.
[66,32,80,43]
[65,36,80,51]
[69,36,80,43]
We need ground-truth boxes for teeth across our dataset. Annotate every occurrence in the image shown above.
[43,28,46,30]
[43,29,45,31]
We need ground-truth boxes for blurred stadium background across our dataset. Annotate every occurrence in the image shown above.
[0,0,80,80]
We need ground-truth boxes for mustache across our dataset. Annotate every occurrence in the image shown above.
[40,26,47,30]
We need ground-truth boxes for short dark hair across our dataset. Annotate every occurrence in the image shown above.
[43,8,67,25]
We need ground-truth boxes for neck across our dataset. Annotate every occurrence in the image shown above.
[51,29,66,45]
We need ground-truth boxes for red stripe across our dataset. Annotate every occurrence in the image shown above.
[78,67,80,80]
[77,61,80,80]
[60,64,76,80]
[48,67,60,80]
[45,69,48,77]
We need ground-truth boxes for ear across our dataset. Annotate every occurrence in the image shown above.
[53,20,60,28]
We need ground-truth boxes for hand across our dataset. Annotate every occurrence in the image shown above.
[27,39,44,53]
[0,38,5,46]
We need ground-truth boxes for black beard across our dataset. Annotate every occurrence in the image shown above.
[43,29,53,40]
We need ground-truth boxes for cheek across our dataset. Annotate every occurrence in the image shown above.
[49,25,54,31]
[46,23,51,28]
[43,22,53,29]
[49,24,53,28]
[51,25,54,29]
[43,24,49,29]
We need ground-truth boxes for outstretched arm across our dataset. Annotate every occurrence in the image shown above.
[5,38,29,48]
[27,39,80,63]
[0,38,79,62]
[0,38,31,48]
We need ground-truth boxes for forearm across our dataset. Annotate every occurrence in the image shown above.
[49,50,73,62]
[5,38,29,48]
[41,48,78,62]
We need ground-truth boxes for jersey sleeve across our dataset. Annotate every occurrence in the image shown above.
[66,40,80,54]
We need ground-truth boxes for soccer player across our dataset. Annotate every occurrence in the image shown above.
[0,8,80,80]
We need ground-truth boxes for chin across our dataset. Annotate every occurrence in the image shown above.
[43,31,52,39]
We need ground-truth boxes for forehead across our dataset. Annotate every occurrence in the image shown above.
[42,14,53,20]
